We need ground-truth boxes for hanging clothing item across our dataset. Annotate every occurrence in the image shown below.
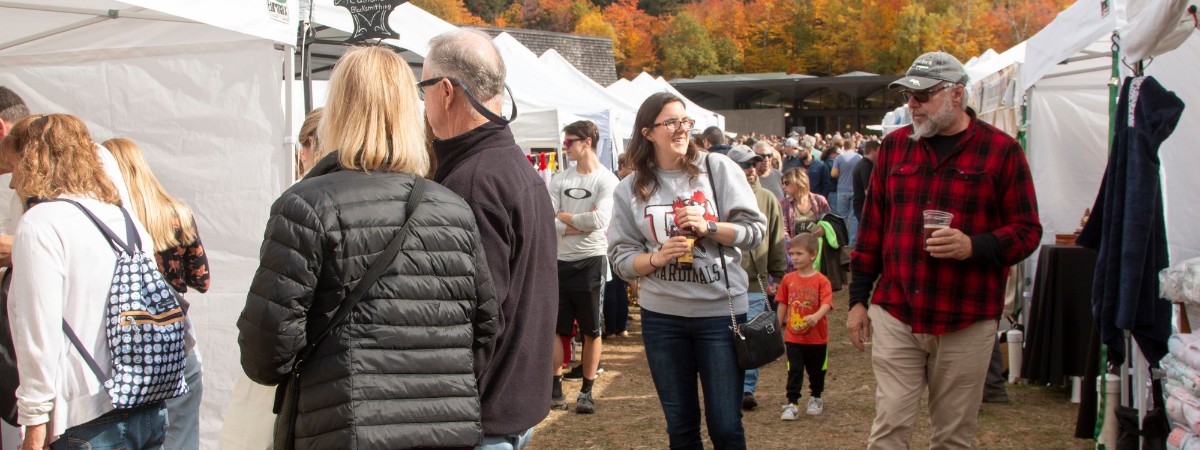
[1077,76,1184,366]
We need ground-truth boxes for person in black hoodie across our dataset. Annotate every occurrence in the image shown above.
[421,29,559,449]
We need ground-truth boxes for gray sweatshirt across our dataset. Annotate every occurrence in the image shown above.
[608,153,767,317]
[549,166,620,261]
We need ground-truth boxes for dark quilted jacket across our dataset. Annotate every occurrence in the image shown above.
[237,153,499,449]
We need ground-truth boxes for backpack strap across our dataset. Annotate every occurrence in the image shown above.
[36,198,138,255]
[293,177,428,371]
[62,321,108,383]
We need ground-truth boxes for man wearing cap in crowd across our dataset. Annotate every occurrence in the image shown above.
[847,51,1042,449]
[724,145,787,411]
[780,136,803,172]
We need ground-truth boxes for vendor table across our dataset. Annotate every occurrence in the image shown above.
[1021,244,1098,385]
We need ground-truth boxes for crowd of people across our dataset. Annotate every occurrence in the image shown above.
[0,35,1042,450]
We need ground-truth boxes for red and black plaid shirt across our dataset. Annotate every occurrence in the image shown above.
[852,109,1042,335]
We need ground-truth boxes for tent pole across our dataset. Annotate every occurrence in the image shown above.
[284,43,296,183]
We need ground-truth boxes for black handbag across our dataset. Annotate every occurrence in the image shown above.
[704,155,785,370]
[272,177,426,450]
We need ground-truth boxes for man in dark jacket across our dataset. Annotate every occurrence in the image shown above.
[703,126,732,155]
[422,29,559,449]
[851,140,880,221]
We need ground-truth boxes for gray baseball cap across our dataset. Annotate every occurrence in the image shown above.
[726,145,763,165]
[890,51,969,90]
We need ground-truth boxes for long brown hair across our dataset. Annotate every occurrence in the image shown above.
[4,114,120,205]
[103,138,198,252]
[628,92,701,202]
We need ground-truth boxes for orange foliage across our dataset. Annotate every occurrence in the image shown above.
[603,0,660,78]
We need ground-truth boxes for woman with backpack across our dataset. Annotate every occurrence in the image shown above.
[5,113,175,450]
[236,46,499,450]
[104,137,209,450]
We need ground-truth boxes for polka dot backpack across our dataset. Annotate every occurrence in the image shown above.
[52,199,189,409]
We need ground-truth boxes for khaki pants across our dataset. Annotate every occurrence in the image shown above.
[866,307,997,450]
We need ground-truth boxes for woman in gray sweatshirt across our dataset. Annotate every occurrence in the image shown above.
[608,92,766,449]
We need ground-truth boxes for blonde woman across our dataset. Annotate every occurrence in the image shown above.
[237,46,498,450]
[294,107,323,179]
[780,168,830,240]
[102,137,208,450]
[6,114,164,450]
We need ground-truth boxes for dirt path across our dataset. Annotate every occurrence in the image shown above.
[528,292,1092,449]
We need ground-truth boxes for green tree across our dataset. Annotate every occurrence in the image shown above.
[464,0,511,22]
[659,12,719,78]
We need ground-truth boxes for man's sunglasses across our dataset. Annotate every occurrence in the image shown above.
[563,137,582,147]
[900,83,953,103]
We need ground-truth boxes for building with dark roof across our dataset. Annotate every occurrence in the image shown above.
[474,26,618,87]
[670,71,906,136]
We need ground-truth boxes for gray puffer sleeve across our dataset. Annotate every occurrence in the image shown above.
[237,193,323,386]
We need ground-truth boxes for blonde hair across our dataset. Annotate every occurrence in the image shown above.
[781,168,811,195]
[103,138,197,252]
[320,46,428,175]
[295,107,324,179]
[6,114,120,205]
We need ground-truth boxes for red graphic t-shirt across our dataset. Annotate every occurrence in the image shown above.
[775,271,834,344]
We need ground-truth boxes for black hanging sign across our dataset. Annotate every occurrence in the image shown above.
[334,0,407,43]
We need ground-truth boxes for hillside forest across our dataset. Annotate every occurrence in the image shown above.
[410,0,1072,79]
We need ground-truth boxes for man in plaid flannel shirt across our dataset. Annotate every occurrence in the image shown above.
[848,52,1042,449]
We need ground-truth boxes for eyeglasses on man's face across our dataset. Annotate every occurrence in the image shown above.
[901,83,954,103]
[416,77,453,100]
[563,137,582,148]
[650,117,696,132]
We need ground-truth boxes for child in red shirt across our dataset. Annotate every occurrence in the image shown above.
[775,233,834,420]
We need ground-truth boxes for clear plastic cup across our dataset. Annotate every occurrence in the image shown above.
[923,210,953,250]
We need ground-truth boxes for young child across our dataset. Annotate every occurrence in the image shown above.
[775,232,834,420]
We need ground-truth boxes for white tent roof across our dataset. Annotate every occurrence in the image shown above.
[0,3,296,450]
[630,72,725,131]
[493,32,618,154]
[1018,0,1200,263]
[0,0,296,50]
[540,48,638,140]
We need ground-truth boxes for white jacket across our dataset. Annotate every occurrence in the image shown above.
[9,196,153,439]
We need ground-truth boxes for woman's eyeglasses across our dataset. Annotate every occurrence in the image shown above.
[900,83,953,103]
[650,117,696,132]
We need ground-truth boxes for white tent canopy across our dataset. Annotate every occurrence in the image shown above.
[631,72,725,131]
[493,32,620,156]
[538,48,634,166]
[0,2,297,449]
[1018,0,1200,263]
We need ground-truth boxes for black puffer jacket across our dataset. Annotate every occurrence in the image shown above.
[238,153,498,450]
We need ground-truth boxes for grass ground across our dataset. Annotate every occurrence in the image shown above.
[527,288,1093,449]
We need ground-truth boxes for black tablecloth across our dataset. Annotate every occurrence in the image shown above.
[1021,244,1098,385]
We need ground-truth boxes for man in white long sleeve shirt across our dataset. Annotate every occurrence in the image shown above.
[548,121,619,415]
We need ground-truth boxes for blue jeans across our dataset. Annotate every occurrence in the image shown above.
[165,347,203,450]
[835,191,858,248]
[51,402,166,450]
[742,293,769,394]
[476,427,533,450]
[642,308,747,450]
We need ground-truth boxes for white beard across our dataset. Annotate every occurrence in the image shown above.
[910,98,958,140]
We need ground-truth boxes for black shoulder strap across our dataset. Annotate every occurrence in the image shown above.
[293,177,428,369]
[63,321,108,382]
[37,198,139,255]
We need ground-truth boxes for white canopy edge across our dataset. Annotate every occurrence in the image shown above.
[0,0,296,50]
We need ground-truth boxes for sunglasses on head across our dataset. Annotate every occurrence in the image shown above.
[901,83,954,103]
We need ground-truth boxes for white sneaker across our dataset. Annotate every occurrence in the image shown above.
[780,403,800,421]
[807,397,824,415]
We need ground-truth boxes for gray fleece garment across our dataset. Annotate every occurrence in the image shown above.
[608,153,767,317]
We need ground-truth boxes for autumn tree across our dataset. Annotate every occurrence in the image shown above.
[659,12,720,78]
[411,0,486,25]
[603,0,660,77]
